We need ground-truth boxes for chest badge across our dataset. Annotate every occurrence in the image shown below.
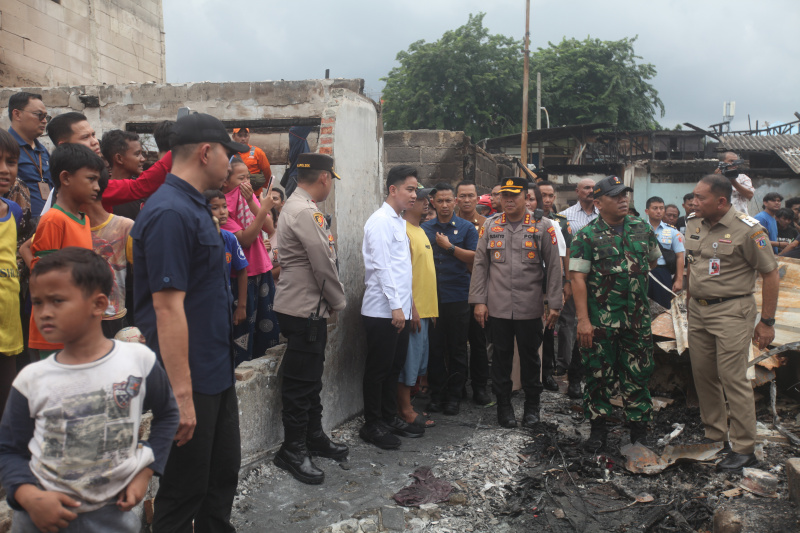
[524,241,533,248]
[493,251,502,260]
[695,227,700,233]
[725,234,731,239]
[454,230,458,235]
[527,251,536,259]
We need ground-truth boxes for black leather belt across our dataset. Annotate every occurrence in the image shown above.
[693,294,749,306]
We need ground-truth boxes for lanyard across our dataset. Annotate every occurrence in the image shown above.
[20,146,44,182]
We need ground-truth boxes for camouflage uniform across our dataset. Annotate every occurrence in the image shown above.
[569,215,662,422]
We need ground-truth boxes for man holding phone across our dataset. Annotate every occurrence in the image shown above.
[273,153,347,485]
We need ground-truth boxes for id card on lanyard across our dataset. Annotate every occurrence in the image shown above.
[21,146,50,199]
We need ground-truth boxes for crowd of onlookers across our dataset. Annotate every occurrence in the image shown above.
[0,90,797,530]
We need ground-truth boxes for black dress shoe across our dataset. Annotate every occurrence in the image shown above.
[584,418,607,451]
[497,402,517,428]
[717,451,758,471]
[383,416,424,438]
[359,422,401,449]
[567,380,582,399]
[473,387,492,406]
[442,400,460,416]
[542,375,559,392]
[521,405,540,428]
[307,429,349,461]
[699,438,732,453]
[274,444,324,485]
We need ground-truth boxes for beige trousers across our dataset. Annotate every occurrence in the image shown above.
[687,295,757,454]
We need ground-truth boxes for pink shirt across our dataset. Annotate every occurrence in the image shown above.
[221,188,272,276]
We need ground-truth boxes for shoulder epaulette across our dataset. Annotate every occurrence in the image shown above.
[687,213,697,220]
[736,213,759,227]
[552,212,567,221]
[666,223,677,229]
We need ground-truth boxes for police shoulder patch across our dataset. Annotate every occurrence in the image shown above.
[479,226,485,238]
[313,212,325,228]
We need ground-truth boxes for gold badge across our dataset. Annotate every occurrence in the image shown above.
[505,179,514,186]
[725,234,731,239]
[527,251,536,259]
[489,241,496,248]
[524,241,533,248]
[695,227,700,233]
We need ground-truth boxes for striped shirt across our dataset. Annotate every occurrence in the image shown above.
[559,203,599,232]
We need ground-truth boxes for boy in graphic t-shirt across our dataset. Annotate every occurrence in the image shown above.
[28,143,105,359]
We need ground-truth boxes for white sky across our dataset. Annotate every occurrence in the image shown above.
[163,0,800,132]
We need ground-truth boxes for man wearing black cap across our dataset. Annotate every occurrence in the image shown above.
[469,177,562,428]
[569,176,661,451]
[131,113,249,532]
[272,152,347,485]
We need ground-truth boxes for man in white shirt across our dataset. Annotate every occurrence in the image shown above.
[360,165,420,450]
[716,152,754,215]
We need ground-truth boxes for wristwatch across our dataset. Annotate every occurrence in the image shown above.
[445,245,456,256]
[760,317,776,327]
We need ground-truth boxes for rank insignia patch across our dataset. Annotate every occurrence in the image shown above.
[491,226,504,232]
[527,251,536,259]
[524,241,533,248]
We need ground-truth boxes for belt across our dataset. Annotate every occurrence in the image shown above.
[692,294,749,306]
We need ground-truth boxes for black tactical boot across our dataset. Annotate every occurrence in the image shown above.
[629,421,650,446]
[274,430,324,485]
[521,398,540,428]
[567,379,582,399]
[584,418,607,451]
[542,374,559,392]
[473,385,492,406]
[307,427,349,461]
[497,397,517,428]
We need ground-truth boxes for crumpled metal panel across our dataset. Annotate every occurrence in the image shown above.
[719,134,800,173]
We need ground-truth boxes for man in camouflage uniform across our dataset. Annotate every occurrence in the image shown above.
[569,176,661,450]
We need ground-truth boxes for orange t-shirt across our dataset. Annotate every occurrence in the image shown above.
[239,144,272,195]
[29,205,93,350]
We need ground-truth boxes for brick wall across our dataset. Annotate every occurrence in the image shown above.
[384,129,513,193]
[0,0,165,87]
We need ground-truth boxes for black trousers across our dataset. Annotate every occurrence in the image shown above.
[276,312,327,435]
[490,317,544,399]
[153,386,241,533]
[468,305,490,388]
[568,333,583,382]
[542,324,556,376]
[429,301,470,401]
[361,315,410,425]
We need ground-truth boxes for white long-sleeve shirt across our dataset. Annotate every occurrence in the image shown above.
[361,202,413,319]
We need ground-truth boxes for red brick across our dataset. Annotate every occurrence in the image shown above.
[321,126,333,135]
[321,117,335,124]
[319,147,332,155]
[320,137,333,145]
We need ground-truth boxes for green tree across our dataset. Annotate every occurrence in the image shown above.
[532,37,665,130]
[381,13,523,141]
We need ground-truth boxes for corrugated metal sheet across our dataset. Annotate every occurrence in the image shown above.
[719,134,800,173]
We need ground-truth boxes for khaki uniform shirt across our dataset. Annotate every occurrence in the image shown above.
[469,211,563,320]
[273,187,345,318]
[685,208,778,300]
[461,212,487,233]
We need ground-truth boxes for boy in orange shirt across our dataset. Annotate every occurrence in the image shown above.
[28,143,104,359]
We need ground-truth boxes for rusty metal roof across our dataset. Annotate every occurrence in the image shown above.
[719,134,800,173]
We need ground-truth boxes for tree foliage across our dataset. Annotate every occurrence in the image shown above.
[533,37,665,131]
[381,15,666,139]
[381,13,523,141]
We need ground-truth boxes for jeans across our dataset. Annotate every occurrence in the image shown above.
[13,505,140,533]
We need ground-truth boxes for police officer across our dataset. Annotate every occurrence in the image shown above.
[570,176,662,450]
[685,174,779,471]
[469,177,562,428]
[273,153,347,485]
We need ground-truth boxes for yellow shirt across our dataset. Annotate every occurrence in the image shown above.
[407,222,438,319]
[0,199,22,355]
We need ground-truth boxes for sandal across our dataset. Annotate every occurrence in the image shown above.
[408,413,435,428]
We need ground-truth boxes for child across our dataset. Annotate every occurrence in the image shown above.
[221,156,280,364]
[81,176,134,338]
[0,247,179,533]
[0,129,24,415]
[28,143,105,360]
[205,189,249,326]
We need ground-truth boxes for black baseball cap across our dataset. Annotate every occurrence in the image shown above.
[498,177,527,194]
[593,175,632,198]
[297,153,341,180]
[171,113,249,154]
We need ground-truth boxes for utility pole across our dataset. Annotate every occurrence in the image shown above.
[537,72,542,168]
[520,0,530,175]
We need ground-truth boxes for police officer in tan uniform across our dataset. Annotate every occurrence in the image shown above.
[273,153,347,484]
[686,174,779,472]
[469,177,562,428]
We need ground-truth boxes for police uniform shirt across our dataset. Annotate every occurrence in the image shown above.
[468,211,563,320]
[685,208,778,300]
[273,187,345,318]
[653,221,685,267]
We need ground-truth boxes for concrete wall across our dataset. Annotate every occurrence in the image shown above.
[384,130,512,193]
[0,79,380,468]
[0,0,165,87]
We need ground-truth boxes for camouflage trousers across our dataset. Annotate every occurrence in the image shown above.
[580,326,654,422]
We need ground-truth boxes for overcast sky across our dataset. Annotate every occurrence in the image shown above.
[163,0,799,133]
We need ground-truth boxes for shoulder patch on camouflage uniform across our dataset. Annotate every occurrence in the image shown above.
[736,213,758,227]
[313,212,325,228]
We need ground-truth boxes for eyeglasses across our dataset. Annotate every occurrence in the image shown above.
[25,110,51,122]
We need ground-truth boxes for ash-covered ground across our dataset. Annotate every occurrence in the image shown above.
[231,376,800,532]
